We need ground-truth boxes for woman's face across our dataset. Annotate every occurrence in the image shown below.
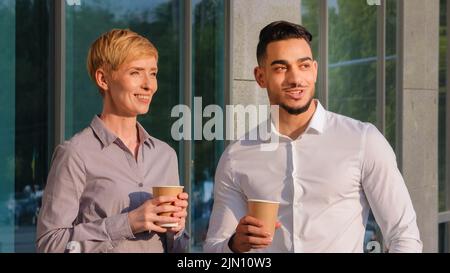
[103,56,158,117]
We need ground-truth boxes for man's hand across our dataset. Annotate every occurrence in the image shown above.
[229,216,281,253]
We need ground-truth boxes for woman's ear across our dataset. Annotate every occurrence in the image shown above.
[95,68,109,92]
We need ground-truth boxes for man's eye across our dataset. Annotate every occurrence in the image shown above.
[301,64,311,69]
[275,67,287,72]
[131,71,139,75]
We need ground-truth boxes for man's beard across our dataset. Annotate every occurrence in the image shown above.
[280,97,314,115]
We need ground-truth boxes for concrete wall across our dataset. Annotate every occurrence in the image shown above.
[230,0,301,107]
[398,0,439,252]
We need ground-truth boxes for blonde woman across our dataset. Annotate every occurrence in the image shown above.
[36,29,189,253]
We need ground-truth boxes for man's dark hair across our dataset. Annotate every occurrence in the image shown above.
[256,21,313,65]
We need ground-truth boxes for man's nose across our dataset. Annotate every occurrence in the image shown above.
[285,67,305,87]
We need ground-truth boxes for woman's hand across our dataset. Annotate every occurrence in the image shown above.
[167,192,189,234]
[128,195,182,234]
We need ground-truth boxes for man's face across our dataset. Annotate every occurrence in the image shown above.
[103,56,158,117]
[254,38,318,115]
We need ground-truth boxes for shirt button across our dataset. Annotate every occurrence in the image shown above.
[138,183,143,187]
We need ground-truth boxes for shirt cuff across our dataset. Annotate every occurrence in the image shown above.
[223,234,235,253]
[168,228,190,253]
[105,213,135,241]
[174,229,190,241]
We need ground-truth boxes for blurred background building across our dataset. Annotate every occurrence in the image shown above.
[0,0,447,253]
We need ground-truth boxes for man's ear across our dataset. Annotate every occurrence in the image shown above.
[313,60,318,83]
[254,66,266,88]
[95,68,109,92]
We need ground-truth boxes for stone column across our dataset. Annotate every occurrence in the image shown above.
[397,0,439,252]
[230,0,301,107]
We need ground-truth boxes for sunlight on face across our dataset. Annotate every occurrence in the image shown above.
[255,38,318,115]
[104,56,158,117]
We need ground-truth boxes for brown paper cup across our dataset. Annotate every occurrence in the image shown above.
[248,199,280,236]
[152,186,184,228]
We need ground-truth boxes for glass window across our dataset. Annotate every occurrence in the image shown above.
[301,0,319,59]
[328,0,377,123]
[301,0,320,101]
[65,0,183,157]
[439,0,448,214]
[439,222,449,253]
[191,0,225,252]
[328,0,394,252]
[0,0,16,253]
[0,0,54,253]
[65,0,228,252]
[439,0,449,253]
[385,0,397,149]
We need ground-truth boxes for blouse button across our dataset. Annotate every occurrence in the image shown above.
[138,183,143,187]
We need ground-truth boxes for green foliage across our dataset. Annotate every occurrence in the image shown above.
[301,1,398,149]
[191,0,225,248]
[328,0,377,124]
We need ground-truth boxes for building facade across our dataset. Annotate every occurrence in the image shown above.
[0,0,447,253]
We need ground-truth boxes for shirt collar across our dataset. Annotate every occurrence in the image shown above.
[306,99,326,134]
[90,115,117,148]
[90,115,154,148]
[268,99,327,141]
[136,121,154,148]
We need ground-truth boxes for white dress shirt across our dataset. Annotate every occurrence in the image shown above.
[204,100,422,253]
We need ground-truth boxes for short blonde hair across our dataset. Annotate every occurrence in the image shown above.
[87,29,158,93]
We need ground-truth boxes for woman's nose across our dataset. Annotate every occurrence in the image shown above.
[141,75,151,91]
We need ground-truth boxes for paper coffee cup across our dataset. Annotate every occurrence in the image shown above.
[247,199,280,236]
[152,186,184,228]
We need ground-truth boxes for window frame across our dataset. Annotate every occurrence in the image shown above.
[437,0,450,253]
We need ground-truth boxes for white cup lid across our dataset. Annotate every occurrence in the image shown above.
[248,199,280,204]
[153,185,184,188]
